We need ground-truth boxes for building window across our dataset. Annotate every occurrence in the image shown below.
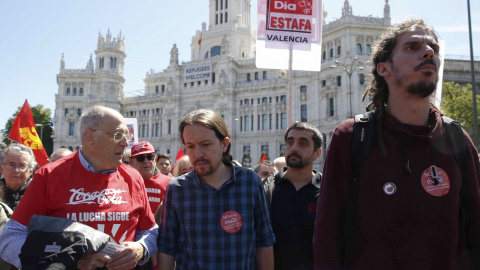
[79,88,83,95]
[262,97,268,104]
[261,145,269,159]
[142,124,146,137]
[329,98,335,117]
[168,120,171,134]
[216,14,218,24]
[281,95,286,102]
[242,146,251,168]
[212,72,216,83]
[330,48,334,58]
[269,114,272,129]
[240,117,243,131]
[245,99,250,105]
[337,76,342,86]
[69,122,75,136]
[280,144,286,156]
[262,114,268,130]
[255,72,259,80]
[245,115,250,131]
[281,113,287,129]
[300,85,307,93]
[366,44,371,54]
[64,108,69,116]
[73,88,77,95]
[322,80,326,87]
[211,46,221,57]
[99,57,104,68]
[77,108,82,116]
[247,73,251,81]
[357,43,363,54]
[225,12,228,22]
[258,115,261,130]
[66,87,70,95]
[359,74,365,85]
[337,46,342,56]
[155,123,159,137]
[155,86,159,94]
[225,0,228,9]
[263,71,267,80]
[220,13,223,23]
[301,105,307,122]
[216,0,218,11]
[322,51,326,61]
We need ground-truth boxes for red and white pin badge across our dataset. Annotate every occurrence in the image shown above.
[220,211,243,233]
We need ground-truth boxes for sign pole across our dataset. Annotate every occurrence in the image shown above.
[288,44,293,128]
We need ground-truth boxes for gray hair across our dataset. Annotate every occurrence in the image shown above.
[80,106,123,142]
[253,160,275,173]
[3,143,36,167]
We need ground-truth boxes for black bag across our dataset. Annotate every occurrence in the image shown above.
[19,215,116,270]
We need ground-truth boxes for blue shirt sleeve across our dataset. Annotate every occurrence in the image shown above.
[253,176,276,247]
[135,224,159,264]
[157,183,178,256]
[0,219,27,268]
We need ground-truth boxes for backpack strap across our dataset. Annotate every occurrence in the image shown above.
[442,116,472,266]
[342,111,375,266]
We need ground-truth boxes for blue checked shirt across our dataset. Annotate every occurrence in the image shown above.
[158,163,275,270]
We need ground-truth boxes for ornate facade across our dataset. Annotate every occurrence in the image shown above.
[53,0,473,170]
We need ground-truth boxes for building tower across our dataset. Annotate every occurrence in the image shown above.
[53,30,126,151]
[191,0,255,60]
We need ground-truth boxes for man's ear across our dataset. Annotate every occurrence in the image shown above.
[377,62,391,77]
[85,129,95,146]
[313,148,322,161]
[222,137,231,153]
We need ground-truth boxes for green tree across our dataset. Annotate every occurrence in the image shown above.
[1,103,54,156]
[441,81,480,139]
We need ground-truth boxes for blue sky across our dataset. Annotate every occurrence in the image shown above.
[0,0,479,130]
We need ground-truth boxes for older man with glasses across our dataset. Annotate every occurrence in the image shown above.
[0,144,35,211]
[0,106,158,270]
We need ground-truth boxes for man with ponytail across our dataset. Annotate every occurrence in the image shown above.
[313,19,480,269]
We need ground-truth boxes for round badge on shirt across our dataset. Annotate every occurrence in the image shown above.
[220,211,243,233]
[383,182,397,195]
[421,165,450,197]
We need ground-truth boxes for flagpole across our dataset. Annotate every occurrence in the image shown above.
[288,43,293,128]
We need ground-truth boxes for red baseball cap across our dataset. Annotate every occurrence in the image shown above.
[130,141,155,157]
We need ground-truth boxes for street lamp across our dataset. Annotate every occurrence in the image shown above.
[35,123,51,142]
[331,57,367,118]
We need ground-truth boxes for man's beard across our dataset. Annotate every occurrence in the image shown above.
[407,80,437,98]
[286,154,310,168]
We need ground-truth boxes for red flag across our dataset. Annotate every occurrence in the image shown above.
[259,153,266,162]
[8,100,49,166]
[198,33,202,47]
[170,148,185,174]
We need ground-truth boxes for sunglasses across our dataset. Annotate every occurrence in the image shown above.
[134,154,156,162]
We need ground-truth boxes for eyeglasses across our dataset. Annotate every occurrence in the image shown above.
[134,154,156,162]
[2,163,31,172]
[90,129,133,142]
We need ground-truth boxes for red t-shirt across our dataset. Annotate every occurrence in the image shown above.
[144,172,172,213]
[11,152,156,244]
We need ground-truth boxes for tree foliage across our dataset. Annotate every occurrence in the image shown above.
[1,103,54,155]
[441,81,480,139]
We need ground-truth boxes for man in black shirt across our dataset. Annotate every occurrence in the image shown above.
[263,122,322,270]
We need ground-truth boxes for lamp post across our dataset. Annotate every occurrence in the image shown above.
[331,57,366,118]
[35,123,51,142]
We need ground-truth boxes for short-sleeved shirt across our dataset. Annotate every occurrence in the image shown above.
[11,151,156,244]
[263,168,321,270]
[144,170,172,213]
[158,163,275,270]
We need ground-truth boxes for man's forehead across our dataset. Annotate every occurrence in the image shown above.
[399,30,438,44]
[287,129,313,139]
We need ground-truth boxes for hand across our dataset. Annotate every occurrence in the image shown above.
[77,252,111,270]
[105,241,144,270]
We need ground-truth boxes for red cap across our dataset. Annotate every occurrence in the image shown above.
[130,141,155,157]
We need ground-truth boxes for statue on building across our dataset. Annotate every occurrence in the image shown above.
[221,35,231,56]
[170,44,179,66]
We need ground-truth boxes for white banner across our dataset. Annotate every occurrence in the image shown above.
[256,0,323,71]
[183,64,213,83]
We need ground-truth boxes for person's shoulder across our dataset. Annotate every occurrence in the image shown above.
[334,118,355,136]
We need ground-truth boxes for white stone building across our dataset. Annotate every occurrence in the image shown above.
[54,0,442,171]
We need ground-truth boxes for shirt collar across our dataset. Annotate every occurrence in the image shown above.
[78,148,118,175]
[274,167,321,188]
